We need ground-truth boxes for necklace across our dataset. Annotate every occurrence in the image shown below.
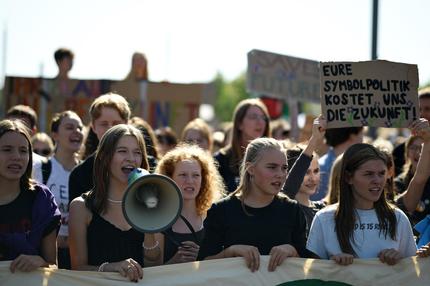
[107,198,123,204]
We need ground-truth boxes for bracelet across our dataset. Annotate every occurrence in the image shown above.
[143,240,159,250]
[98,262,109,272]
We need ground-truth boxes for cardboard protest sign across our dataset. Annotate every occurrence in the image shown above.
[247,49,320,102]
[43,79,110,126]
[111,80,204,133]
[4,77,43,116]
[4,77,207,134]
[320,60,419,129]
[110,79,144,118]
[145,82,202,133]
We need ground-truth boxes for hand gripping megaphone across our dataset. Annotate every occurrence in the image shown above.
[122,168,183,233]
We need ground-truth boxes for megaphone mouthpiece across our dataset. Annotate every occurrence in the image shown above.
[135,183,159,209]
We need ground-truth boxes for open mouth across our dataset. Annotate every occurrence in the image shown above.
[305,183,316,189]
[7,164,23,172]
[369,187,382,194]
[69,137,82,144]
[121,166,135,175]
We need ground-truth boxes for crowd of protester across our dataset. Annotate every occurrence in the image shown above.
[1,48,430,282]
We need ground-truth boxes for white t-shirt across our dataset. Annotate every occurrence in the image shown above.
[37,157,72,237]
[307,204,417,259]
[32,152,44,183]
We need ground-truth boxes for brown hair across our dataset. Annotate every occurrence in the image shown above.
[0,119,34,191]
[130,116,159,159]
[325,154,343,205]
[181,118,213,153]
[88,124,149,214]
[336,143,397,255]
[220,99,270,173]
[50,110,82,133]
[6,105,38,130]
[89,93,131,123]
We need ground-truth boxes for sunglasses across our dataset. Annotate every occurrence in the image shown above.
[34,148,51,156]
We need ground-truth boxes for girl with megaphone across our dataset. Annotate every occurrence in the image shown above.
[69,124,160,282]
[153,144,225,265]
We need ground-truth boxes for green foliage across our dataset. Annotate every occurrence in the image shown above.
[213,72,250,122]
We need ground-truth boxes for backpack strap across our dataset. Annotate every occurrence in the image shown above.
[41,158,52,185]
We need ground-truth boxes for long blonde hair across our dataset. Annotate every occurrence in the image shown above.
[232,137,287,213]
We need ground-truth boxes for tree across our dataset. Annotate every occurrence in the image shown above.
[213,72,249,122]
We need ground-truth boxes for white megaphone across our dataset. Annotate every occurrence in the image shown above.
[122,168,183,233]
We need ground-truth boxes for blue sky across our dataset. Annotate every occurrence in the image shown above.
[1,0,429,88]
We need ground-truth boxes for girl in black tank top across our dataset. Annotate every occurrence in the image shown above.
[69,124,159,282]
[154,144,225,265]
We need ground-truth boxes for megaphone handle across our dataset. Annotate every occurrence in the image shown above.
[179,214,201,245]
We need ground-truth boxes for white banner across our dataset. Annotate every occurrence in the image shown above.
[1,256,429,286]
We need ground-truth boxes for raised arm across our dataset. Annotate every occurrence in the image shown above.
[284,116,326,198]
[398,119,430,212]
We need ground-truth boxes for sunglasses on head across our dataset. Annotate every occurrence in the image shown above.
[34,148,51,156]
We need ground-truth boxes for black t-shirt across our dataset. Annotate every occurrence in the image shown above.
[0,189,35,248]
[214,149,241,194]
[69,153,95,204]
[198,195,310,260]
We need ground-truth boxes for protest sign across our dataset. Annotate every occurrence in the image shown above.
[320,60,419,128]
[111,80,203,133]
[145,82,202,133]
[247,49,320,102]
[4,77,207,134]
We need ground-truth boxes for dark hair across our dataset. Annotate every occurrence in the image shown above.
[54,48,74,64]
[130,116,159,159]
[155,127,177,146]
[87,124,149,214]
[0,119,34,191]
[325,127,363,147]
[336,143,397,255]
[6,105,38,130]
[378,148,396,202]
[220,99,270,174]
[81,126,99,160]
[50,110,81,133]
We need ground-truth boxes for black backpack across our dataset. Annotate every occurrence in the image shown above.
[41,159,52,185]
